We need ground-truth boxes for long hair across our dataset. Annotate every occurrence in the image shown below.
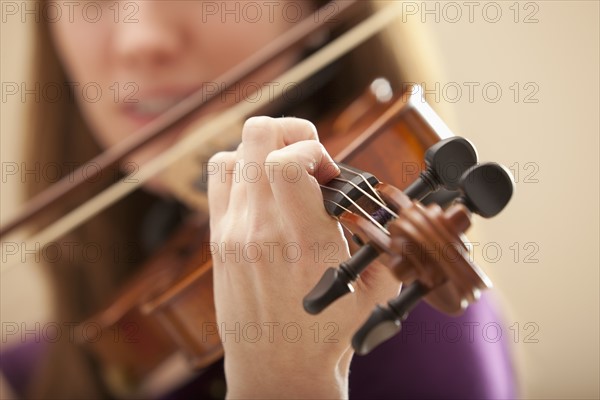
[22,1,445,397]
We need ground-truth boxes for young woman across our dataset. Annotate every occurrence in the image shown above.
[3,1,516,398]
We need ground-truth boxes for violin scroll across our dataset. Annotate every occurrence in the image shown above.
[302,139,515,355]
[352,162,514,354]
[303,136,479,315]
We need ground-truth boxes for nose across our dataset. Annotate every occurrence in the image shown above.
[113,1,187,70]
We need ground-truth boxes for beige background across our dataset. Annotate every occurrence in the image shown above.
[1,1,599,399]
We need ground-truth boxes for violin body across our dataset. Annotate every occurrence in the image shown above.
[83,214,220,391]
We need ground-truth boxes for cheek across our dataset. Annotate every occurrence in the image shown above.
[49,17,111,90]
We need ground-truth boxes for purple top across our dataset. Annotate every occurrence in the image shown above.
[347,296,517,399]
[1,295,517,399]
[163,294,517,399]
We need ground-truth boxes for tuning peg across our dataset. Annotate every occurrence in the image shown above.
[457,163,514,218]
[352,282,428,355]
[404,137,478,200]
[303,243,379,315]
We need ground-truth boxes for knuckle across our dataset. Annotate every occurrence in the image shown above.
[292,118,319,140]
[242,116,274,144]
[316,140,326,152]
[208,150,233,165]
[244,227,272,247]
[216,223,243,247]
[309,140,326,156]
[264,148,290,167]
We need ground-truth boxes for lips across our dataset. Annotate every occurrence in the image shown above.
[121,87,201,126]
[129,96,186,116]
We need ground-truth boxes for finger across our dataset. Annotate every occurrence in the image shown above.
[229,142,247,204]
[207,150,237,222]
[241,116,319,209]
[265,140,339,225]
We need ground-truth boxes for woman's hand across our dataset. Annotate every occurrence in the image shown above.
[208,117,400,399]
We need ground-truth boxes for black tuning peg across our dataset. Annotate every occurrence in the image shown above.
[303,243,379,315]
[352,282,429,355]
[457,163,515,218]
[404,137,478,200]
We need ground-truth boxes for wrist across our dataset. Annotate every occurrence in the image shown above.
[224,348,353,399]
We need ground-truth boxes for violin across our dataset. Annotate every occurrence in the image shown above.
[73,83,510,395]
[0,1,514,396]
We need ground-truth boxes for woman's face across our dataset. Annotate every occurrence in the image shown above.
[50,1,312,165]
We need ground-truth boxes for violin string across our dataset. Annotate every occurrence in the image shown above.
[338,165,386,205]
[320,186,390,235]
[330,176,398,219]
[1,3,406,273]
[324,199,355,216]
